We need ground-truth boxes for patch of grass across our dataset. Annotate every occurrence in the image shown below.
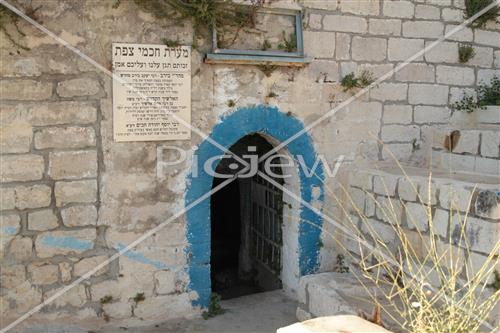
[458,43,476,63]
[227,99,236,107]
[100,295,113,304]
[202,293,225,319]
[267,91,278,98]
[131,0,263,46]
[278,31,297,52]
[132,292,145,304]
[340,70,374,92]
[261,39,271,51]
[452,76,500,112]
[257,63,279,77]
[464,0,499,28]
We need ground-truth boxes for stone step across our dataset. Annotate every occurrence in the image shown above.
[431,127,499,176]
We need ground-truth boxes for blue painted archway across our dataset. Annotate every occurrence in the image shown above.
[184,105,324,307]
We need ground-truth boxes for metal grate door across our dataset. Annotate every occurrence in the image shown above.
[249,168,283,278]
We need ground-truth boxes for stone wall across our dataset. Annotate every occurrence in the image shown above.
[0,0,499,330]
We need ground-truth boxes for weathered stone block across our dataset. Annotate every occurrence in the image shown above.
[2,101,97,126]
[442,8,463,21]
[35,229,96,258]
[48,150,98,180]
[61,205,97,227]
[0,121,32,153]
[1,187,18,211]
[424,41,458,63]
[45,285,88,307]
[415,5,440,19]
[405,202,430,231]
[9,236,33,260]
[467,251,499,284]
[74,255,109,277]
[57,77,101,97]
[370,83,407,101]
[134,293,191,321]
[55,180,97,206]
[28,209,59,231]
[0,214,20,259]
[414,106,451,123]
[368,18,401,36]
[408,84,449,105]
[395,63,435,82]
[28,263,59,285]
[433,209,449,238]
[398,177,418,201]
[375,196,403,224]
[445,24,473,42]
[373,174,398,195]
[383,105,412,124]
[338,0,379,15]
[349,170,372,190]
[453,130,480,154]
[474,29,500,48]
[352,37,387,61]
[323,15,367,33]
[475,156,500,175]
[480,131,500,158]
[440,184,472,211]
[381,124,419,142]
[12,184,52,209]
[335,33,350,60]
[494,50,500,68]
[418,180,438,205]
[0,79,52,100]
[0,264,25,289]
[403,21,444,38]
[436,65,475,86]
[383,0,414,18]
[388,38,424,61]
[0,154,44,183]
[154,270,176,294]
[452,216,498,255]
[468,46,493,68]
[477,69,500,85]
[308,13,322,30]
[34,126,96,149]
[303,31,335,58]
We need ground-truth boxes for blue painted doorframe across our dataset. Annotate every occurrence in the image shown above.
[184,105,325,307]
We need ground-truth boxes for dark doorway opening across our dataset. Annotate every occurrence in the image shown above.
[210,134,284,300]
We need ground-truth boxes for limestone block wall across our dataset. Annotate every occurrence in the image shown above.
[0,0,499,330]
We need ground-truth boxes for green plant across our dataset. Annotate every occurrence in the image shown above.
[491,270,500,291]
[100,295,113,304]
[278,31,297,52]
[340,73,359,91]
[464,0,499,28]
[131,0,264,46]
[161,37,181,47]
[132,292,145,304]
[334,254,349,273]
[257,63,279,77]
[227,99,236,107]
[358,70,374,87]
[452,76,500,112]
[267,91,278,98]
[202,293,225,319]
[458,43,476,63]
[261,39,271,51]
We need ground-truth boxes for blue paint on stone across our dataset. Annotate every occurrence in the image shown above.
[114,243,172,270]
[185,105,324,307]
[1,226,19,235]
[42,235,93,251]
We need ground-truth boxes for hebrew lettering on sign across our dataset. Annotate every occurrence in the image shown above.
[112,43,191,142]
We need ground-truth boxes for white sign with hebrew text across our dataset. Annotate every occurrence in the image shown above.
[112,43,191,142]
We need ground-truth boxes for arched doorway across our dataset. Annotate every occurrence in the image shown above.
[210,134,284,299]
[185,105,325,308]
